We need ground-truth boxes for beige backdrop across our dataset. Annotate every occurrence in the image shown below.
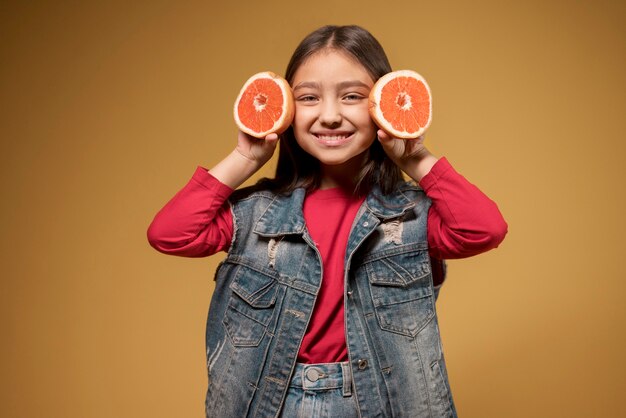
[2,0,625,417]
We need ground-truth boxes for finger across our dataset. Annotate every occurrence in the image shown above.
[377,129,392,142]
[264,135,279,150]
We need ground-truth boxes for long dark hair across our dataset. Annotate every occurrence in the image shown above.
[261,25,404,195]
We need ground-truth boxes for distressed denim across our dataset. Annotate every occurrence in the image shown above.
[204,183,457,418]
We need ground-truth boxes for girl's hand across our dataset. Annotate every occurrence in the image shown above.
[209,131,279,189]
[235,130,279,167]
[377,129,438,182]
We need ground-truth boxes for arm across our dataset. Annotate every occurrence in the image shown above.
[210,131,279,188]
[377,130,508,259]
[146,168,235,256]
[419,158,508,259]
[146,131,278,256]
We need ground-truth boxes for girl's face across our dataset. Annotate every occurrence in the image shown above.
[290,49,378,174]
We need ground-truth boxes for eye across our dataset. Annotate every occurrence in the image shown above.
[296,95,318,103]
[343,93,365,102]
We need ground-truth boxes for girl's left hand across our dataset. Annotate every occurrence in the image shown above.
[377,129,438,182]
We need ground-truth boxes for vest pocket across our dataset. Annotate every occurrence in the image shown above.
[365,249,434,337]
[223,265,278,347]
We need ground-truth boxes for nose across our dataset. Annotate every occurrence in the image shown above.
[318,100,342,127]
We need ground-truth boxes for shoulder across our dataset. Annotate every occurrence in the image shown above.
[365,181,429,219]
[376,180,427,203]
[229,182,277,204]
[229,183,305,221]
[396,180,424,196]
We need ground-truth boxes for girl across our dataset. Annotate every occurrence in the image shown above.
[148,25,507,418]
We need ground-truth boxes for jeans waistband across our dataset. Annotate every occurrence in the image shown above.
[289,362,352,397]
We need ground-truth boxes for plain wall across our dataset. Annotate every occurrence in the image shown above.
[1,0,625,417]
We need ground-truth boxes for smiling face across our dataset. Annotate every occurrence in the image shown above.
[290,49,378,181]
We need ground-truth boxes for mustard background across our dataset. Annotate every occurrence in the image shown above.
[1,1,624,417]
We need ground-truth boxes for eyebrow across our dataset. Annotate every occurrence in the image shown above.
[293,81,320,91]
[337,80,371,90]
[292,80,371,91]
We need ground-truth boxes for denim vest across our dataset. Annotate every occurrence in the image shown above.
[204,182,458,418]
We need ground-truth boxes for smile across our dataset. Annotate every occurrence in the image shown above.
[313,132,354,146]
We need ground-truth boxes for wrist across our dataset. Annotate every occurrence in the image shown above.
[231,148,265,171]
[209,149,263,189]
[402,152,439,183]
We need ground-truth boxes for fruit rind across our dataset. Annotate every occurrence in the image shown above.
[368,70,432,139]
[233,71,295,138]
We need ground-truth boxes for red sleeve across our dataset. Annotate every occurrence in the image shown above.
[146,167,234,257]
[420,157,508,260]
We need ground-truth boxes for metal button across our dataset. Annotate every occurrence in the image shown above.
[306,368,320,382]
[358,359,368,370]
[347,290,353,297]
[363,221,369,227]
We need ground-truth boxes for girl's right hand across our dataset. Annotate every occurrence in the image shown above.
[209,130,279,189]
[235,130,279,167]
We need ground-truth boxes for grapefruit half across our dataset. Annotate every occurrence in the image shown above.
[369,70,432,139]
[233,71,294,138]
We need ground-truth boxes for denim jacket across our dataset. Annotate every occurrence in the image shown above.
[204,182,457,418]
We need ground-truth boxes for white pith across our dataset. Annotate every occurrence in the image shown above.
[396,92,412,111]
[369,69,432,139]
[253,94,268,111]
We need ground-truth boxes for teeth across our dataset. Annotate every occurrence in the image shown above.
[317,135,349,141]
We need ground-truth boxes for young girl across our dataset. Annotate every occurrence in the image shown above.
[148,25,507,418]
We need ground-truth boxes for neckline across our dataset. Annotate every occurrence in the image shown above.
[306,187,362,201]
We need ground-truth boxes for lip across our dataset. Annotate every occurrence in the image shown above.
[312,131,355,147]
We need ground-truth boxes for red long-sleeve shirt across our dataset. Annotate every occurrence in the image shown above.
[147,157,507,362]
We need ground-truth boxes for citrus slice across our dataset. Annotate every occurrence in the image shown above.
[368,70,432,139]
[233,71,294,138]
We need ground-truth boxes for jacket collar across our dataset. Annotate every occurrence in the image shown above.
[253,184,417,237]
[365,184,417,220]
[253,189,307,236]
